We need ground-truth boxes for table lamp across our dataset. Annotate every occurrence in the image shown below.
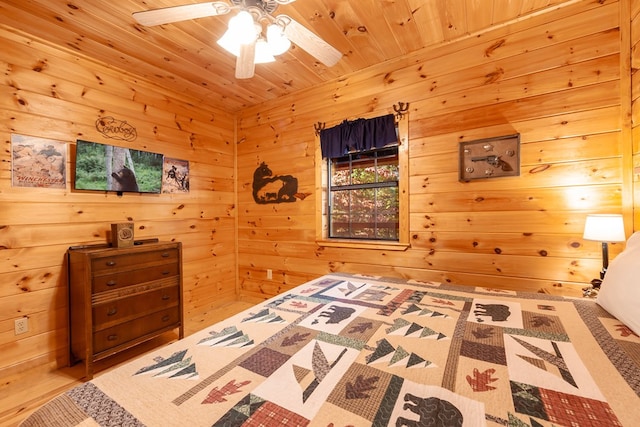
[582,214,626,288]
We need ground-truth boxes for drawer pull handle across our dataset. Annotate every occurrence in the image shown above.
[108,334,118,341]
[106,280,117,287]
[107,308,117,316]
[162,315,170,322]
[162,294,170,300]
[162,270,170,275]
[161,252,170,258]
[106,261,116,267]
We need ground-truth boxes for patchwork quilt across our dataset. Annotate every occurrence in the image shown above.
[21,273,640,426]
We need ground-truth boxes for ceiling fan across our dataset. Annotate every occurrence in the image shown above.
[132,0,342,79]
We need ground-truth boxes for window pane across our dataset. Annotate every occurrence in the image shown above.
[351,162,376,185]
[329,186,399,240]
[377,186,399,213]
[329,213,350,238]
[375,187,399,240]
[330,164,350,186]
[377,162,399,183]
[330,190,350,214]
[330,147,399,187]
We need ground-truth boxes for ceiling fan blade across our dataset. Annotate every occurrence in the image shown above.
[276,15,342,67]
[132,2,230,26]
[236,41,256,79]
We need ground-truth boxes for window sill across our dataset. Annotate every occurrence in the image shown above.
[316,239,410,251]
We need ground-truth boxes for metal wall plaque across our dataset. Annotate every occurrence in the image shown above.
[459,134,520,181]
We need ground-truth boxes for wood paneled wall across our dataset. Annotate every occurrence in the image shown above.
[0,25,236,380]
[632,0,640,225]
[236,0,633,302]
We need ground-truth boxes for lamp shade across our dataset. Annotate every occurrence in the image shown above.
[216,11,258,55]
[227,10,256,44]
[217,31,240,56]
[266,23,291,55]
[254,38,275,64]
[583,214,626,242]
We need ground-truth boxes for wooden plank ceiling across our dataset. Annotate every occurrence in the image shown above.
[0,0,576,112]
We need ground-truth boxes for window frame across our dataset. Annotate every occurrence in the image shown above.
[327,146,400,241]
[315,112,409,251]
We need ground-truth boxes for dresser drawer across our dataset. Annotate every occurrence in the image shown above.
[93,307,180,354]
[93,286,180,331]
[91,248,179,273]
[92,263,179,293]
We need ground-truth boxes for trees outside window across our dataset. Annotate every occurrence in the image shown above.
[328,147,399,241]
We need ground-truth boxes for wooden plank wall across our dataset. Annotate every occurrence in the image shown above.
[236,0,632,302]
[0,26,236,380]
[632,0,640,226]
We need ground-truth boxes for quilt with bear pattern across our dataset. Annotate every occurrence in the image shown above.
[21,273,640,426]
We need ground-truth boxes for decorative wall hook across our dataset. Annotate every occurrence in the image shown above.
[393,102,410,119]
[314,121,326,136]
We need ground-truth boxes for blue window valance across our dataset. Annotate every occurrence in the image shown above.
[319,113,398,158]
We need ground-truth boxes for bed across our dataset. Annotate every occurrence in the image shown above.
[20,242,640,426]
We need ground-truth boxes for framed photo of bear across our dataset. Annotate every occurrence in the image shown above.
[74,139,163,194]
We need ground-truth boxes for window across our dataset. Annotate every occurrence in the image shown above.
[328,147,399,240]
[315,112,409,250]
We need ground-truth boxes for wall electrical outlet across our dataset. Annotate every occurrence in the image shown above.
[14,317,28,335]
[266,269,273,280]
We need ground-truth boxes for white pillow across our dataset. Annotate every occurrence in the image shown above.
[597,231,640,336]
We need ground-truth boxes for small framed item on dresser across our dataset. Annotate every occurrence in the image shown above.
[111,222,134,248]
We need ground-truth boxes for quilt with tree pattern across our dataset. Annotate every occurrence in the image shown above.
[21,273,640,426]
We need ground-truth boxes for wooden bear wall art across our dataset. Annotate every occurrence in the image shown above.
[252,162,309,204]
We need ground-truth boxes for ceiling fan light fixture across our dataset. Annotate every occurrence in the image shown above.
[266,23,291,56]
[217,12,261,57]
[254,38,276,63]
[134,1,343,79]
[217,31,239,56]
[226,10,256,44]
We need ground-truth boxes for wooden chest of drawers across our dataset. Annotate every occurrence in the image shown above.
[68,241,183,379]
